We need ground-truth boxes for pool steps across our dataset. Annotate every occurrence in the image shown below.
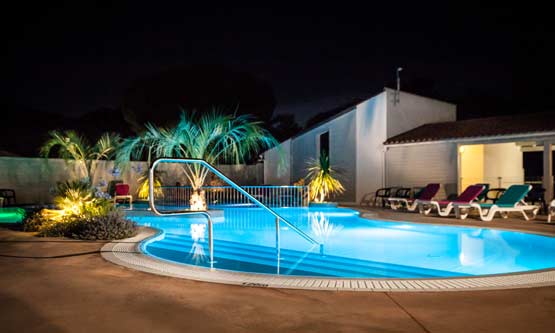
[146,232,463,278]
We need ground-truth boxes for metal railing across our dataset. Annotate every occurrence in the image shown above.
[158,185,309,208]
[148,158,323,266]
[459,176,527,189]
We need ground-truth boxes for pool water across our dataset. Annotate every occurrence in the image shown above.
[127,207,555,278]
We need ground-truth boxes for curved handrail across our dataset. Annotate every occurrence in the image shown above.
[148,158,321,249]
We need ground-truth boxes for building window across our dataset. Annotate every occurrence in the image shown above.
[319,131,329,158]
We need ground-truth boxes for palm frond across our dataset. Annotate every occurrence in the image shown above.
[41,130,120,181]
[115,107,279,190]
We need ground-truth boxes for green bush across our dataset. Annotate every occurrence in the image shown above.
[23,181,137,240]
[24,211,76,237]
[38,218,79,237]
[22,211,44,232]
[72,210,137,240]
[54,179,94,197]
[24,209,136,240]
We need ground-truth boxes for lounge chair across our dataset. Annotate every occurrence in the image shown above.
[374,187,392,207]
[475,183,489,202]
[392,187,412,200]
[483,187,506,203]
[418,184,485,217]
[454,184,538,221]
[114,183,133,210]
[525,186,547,214]
[548,199,555,223]
[0,189,16,206]
[360,187,392,207]
[388,183,440,212]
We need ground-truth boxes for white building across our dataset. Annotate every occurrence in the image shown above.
[264,88,457,203]
[264,88,555,204]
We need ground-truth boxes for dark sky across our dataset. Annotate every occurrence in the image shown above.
[4,3,554,125]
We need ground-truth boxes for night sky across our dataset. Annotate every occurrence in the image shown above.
[2,3,554,155]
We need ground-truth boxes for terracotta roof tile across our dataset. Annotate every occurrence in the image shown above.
[384,112,555,145]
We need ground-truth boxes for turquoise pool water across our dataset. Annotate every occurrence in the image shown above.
[127,207,555,278]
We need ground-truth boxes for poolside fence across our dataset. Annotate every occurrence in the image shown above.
[157,185,310,208]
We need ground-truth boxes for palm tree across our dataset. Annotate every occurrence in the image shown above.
[116,109,279,208]
[305,152,345,202]
[40,130,121,183]
[115,124,165,200]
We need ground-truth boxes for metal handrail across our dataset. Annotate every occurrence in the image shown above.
[148,158,323,254]
[147,202,215,269]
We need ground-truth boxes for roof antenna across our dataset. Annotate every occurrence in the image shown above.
[395,67,403,105]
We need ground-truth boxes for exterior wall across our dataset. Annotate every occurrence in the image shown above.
[262,89,458,203]
[0,158,145,204]
[483,143,524,187]
[263,139,290,185]
[355,92,388,203]
[218,164,264,185]
[458,142,524,189]
[460,144,485,190]
[0,157,263,204]
[385,142,458,198]
[385,88,457,138]
[290,110,357,202]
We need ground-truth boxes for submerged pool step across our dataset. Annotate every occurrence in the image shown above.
[147,241,392,278]
[147,232,461,278]
[160,232,462,278]
[162,232,463,277]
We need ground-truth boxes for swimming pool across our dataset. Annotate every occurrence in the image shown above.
[127,207,555,278]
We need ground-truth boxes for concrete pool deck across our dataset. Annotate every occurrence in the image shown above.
[1,210,555,332]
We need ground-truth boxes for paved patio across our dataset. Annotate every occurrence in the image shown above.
[1,209,555,332]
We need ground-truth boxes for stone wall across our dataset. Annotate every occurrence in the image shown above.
[0,157,263,204]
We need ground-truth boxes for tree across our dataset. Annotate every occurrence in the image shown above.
[40,130,121,183]
[116,109,279,209]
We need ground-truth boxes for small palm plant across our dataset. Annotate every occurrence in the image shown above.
[40,130,121,183]
[136,171,163,200]
[305,152,345,203]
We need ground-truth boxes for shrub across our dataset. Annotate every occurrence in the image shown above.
[24,209,136,240]
[38,217,79,237]
[24,180,137,240]
[23,211,44,232]
[71,210,137,240]
[54,179,94,197]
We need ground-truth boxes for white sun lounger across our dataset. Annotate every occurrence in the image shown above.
[452,185,538,222]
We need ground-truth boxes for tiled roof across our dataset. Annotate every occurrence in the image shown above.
[384,112,555,145]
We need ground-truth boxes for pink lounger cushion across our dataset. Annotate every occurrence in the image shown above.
[418,184,485,217]
[417,183,440,201]
[436,185,485,206]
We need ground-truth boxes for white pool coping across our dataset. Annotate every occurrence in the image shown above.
[101,228,555,292]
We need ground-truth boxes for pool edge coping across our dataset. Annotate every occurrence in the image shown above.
[101,227,555,292]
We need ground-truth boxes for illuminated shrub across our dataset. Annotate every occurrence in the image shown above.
[305,152,345,202]
[23,180,137,239]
